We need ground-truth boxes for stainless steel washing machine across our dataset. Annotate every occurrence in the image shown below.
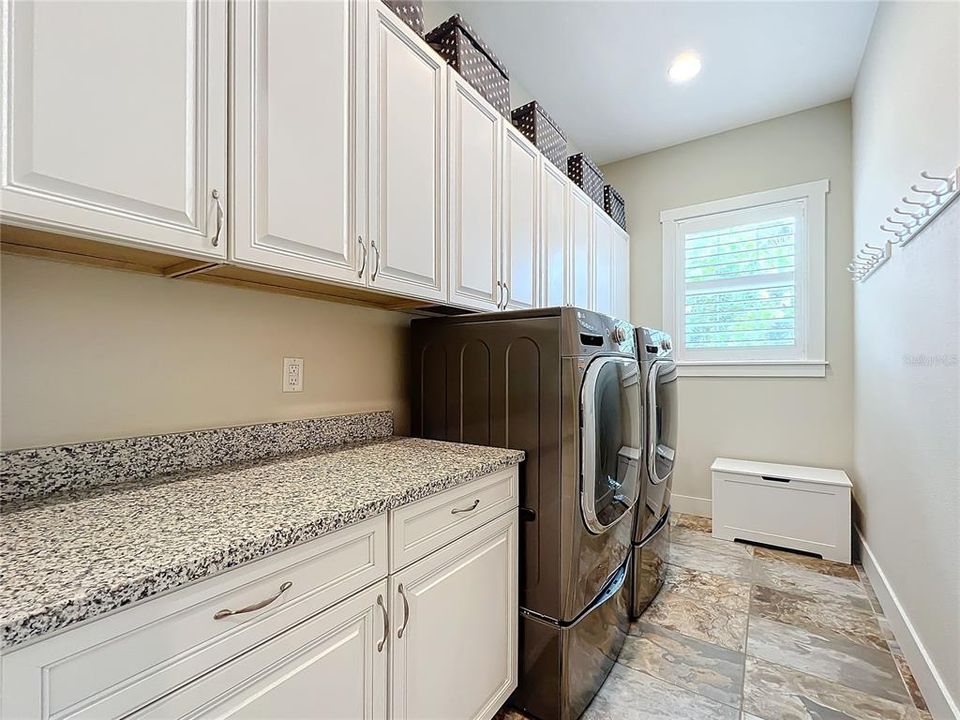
[628,327,678,617]
[411,307,642,720]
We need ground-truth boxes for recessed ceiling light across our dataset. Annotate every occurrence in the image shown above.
[668,52,702,83]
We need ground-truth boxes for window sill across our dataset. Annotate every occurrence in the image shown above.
[676,360,828,378]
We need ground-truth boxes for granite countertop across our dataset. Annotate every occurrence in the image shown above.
[1,437,524,649]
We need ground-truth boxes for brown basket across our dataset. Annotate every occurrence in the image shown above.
[426,14,510,117]
[567,153,604,205]
[511,101,567,170]
[382,0,424,36]
[604,185,626,230]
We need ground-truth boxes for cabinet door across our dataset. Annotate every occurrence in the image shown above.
[501,125,539,310]
[540,159,569,307]
[391,512,518,720]
[592,205,614,315]
[132,582,389,720]
[1,0,227,259]
[569,183,593,308]
[230,0,363,284]
[368,2,446,301]
[613,224,631,322]
[448,73,501,311]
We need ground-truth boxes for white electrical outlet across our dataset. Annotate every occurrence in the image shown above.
[282,357,304,392]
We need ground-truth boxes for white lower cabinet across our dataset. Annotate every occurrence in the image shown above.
[391,512,518,720]
[1,470,518,720]
[132,581,390,720]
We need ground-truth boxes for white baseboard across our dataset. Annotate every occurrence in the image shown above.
[671,493,712,518]
[856,527,959,720]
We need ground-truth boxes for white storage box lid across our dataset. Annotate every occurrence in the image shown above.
[711,458,852,488]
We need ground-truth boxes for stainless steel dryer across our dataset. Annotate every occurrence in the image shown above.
[410,307,641,720]
[628,327,678,617]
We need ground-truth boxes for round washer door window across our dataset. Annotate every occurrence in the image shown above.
[580,355,642,534]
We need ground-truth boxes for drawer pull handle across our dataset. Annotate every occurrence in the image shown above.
[397,583,410,639]
[213,581,293,620]
[211,189,223,247]
[761,475,792,483]
[376,594,389,652]
[451,499,480,514]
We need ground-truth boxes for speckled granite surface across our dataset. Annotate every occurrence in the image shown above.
[0,411,394,504]
[1,437,524,648]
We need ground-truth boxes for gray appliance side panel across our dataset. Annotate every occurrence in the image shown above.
[411,316,568,620]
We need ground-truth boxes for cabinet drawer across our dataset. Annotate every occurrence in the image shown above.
[1,515,387,720]
[390,466,519,570]
[130,581,389,720]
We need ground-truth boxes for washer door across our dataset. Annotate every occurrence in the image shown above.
[581,356,642,534]
[647,360,678,485]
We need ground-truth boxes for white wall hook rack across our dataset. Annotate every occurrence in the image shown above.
[849,166,958,282]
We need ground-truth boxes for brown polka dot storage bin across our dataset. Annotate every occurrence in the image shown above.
[426,14,510,118]
[382,0,425,36]
[567,153,604,206]
[604,185,627,230]
[511,101,567,170]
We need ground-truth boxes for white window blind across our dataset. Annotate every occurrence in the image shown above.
[661,181,828,377]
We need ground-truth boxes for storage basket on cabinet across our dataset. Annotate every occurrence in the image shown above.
[382,0,425,36]
[511,101,567,170]
[567,153,604,205]
[604,185,626,229]
[426,14,511,118]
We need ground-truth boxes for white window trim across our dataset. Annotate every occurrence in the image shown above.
[662,179,829,378]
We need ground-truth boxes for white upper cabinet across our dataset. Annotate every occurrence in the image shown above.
[540,159,569,307]
[592,205,614,316]
[368,1,447,301]
[501,125,540,310]
[1,0,227,259]
[613,223,630,322]
[390,513,518,720]
[447,73,501,312]
[230,0,364,284]
[568,183,593,309]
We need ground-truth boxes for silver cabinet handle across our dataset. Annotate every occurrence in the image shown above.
[496,280,503,309]
[451,499,480,514]
[371,239,381,281]
[211,189,223,247]
[503,281,510,308]
[397,583,410,639]
[376,594,389,652]
[357,235,367,278]
[213,581,292,620]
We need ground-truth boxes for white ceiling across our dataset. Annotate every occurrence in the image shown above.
[433,1,878,164]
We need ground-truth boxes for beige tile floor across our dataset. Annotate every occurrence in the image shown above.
[498,513,930,720]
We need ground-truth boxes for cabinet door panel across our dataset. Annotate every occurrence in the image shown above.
[392,513,518,720]
[569,184,593,308]
[448,75,500,311]
[593,206,614,315]
[613,225,631,322]
[231,0,362,283]
[368,4,446,300]
[1,0,227,258]
[540,160,568,306]
[502,125,539,310]
[132,582,389,720]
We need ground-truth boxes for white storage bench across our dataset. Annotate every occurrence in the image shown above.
[711,458,852,563]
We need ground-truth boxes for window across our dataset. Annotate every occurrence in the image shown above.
[662,180,828,377]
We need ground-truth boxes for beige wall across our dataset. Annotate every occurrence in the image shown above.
[1,254,411,450]
[852,2,959,715]
[602,101,855,511]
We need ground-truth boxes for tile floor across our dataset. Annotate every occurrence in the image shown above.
[497,513,931,720]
